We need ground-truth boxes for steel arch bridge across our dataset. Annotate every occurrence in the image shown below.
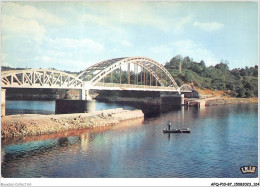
[1,57,193,100]
[78,56,179,89]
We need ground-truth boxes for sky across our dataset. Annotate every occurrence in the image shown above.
[1,1,258,72]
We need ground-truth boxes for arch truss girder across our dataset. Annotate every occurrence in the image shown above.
[134,61,164,86]
[1,69,83,89]
[77,58,125,80]
[78,56,180,90]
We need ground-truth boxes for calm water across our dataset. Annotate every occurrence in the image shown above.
[1,101,258,178]
[5,100,135,115]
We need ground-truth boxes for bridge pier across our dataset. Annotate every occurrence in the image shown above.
[57,84,95,114]
[160,94,184,106]
[1,89,6,117]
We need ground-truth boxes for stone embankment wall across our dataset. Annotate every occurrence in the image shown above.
[1,108,144,138]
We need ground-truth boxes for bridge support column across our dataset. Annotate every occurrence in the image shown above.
[80,89,86,100]
[1,89,6,117]
[160,94,184,106]
[80,89,92,101]
[81,81,92,101]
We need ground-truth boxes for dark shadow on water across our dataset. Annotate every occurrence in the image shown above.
[5,99,183,118]
[2,136,80,164]
[57,137,69,147]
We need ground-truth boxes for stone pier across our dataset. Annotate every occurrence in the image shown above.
[160,94,184,106]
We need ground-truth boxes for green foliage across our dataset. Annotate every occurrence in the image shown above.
[237,87,246,97]
[164,55,258,98]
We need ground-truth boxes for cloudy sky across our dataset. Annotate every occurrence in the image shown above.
[1,1,258,72]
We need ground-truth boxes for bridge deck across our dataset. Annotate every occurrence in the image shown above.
[92,83,182,92]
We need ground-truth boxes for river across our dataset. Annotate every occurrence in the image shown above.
[1,100,258,178]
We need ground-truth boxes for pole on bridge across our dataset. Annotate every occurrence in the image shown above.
[137,65,138,85]
[151,73,153,86]
[141,67,143,85]
[110,71,113,83]
[166,73,167,86]
[150,72,151,86]
[155,67,158,86]
[145,70,148,85]
[144,69,145,85]
[120,66,122,84]
[160,69,162,86]
[134,64,137,85]
[128,63,130,84]
[22,73,24,85]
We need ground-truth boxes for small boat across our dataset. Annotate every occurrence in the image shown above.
[163,128,190,133]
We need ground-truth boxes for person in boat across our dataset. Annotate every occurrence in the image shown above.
[168,121,172,130]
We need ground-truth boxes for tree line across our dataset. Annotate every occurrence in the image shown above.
[165,55,258,98]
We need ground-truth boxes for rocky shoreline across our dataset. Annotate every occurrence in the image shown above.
[186,97,258,107]
[1,108,144,139]
[205,97,258,106]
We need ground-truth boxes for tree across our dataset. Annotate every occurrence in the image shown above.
[164,55,258,98]
[237,87,246,97]
[240,68,248,76]
[211,79,226,90]
[184,71,194,83]
[169,55,182,69]
[253,66,258,77]
[245,89,254,98]
[215,62,229,71]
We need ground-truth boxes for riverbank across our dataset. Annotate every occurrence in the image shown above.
[1,108,144,138]
[186,96,258,107]
[205,97,258,106]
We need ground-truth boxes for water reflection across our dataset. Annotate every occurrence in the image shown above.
[2,118,145,175]
[80,133,90,152]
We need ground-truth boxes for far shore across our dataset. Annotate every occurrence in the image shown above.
[185,95,258,107]
[204,97,258,106]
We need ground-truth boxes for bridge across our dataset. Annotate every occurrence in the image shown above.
[1,56,193,100]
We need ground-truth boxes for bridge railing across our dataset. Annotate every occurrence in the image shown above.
[94,82,179,91]
[1,69,83,89]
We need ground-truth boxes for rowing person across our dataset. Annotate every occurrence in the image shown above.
[168,121,172,130]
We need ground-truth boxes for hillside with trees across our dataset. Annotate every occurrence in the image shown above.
[165,55,258,98]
